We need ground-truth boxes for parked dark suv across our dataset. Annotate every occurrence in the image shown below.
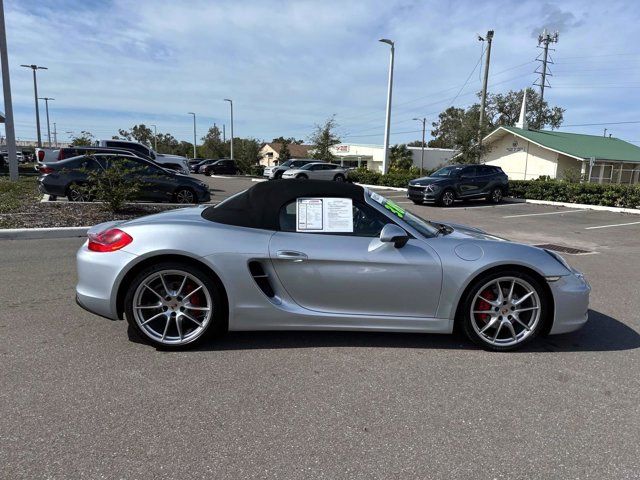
[408,164,509,207]
[202,159,238,176]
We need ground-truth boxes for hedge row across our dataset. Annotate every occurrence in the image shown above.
[347,167,435,188]
[509,180,640,209]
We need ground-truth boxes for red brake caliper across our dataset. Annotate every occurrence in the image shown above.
[475,289,495,323]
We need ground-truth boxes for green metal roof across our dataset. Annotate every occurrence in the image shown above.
[500,126,640,163]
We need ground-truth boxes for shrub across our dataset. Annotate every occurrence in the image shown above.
[509,180,640,209]
[80,159,144,212]
[249,164,265,176]
[347,167,436,188]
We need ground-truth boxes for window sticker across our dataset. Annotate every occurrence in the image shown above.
[370,192,405,219]
[296,197,354,233]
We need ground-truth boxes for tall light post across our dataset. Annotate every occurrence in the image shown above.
[38,96,54,146]
[413,117,426,176]
[20,63,47,147]
[379,38,394,174]
[187,112,196,159]
[150,124,157,151]
[0,0,18,180]
[224,99,234,160]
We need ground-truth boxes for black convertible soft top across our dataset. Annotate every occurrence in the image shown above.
[201,179,365,230]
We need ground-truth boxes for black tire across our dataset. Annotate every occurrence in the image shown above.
[124,261,226,349]
[296,174,308,179]
[411,199,424,205]
[436,189,456,207]
[333,174,345,182]
[274,171,284,180]
[487,186,504,204]
[66,183,92,202]
[174,187,196,204]
[459,269,550,352]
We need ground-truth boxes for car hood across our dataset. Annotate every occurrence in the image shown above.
[282,168,304,175]
[410,176,450,186]
[435,221,509,242]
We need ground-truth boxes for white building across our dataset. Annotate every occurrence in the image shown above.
[330,143,456,172]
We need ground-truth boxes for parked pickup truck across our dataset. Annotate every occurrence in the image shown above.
[35,148,60,166]
[98,139,190,174]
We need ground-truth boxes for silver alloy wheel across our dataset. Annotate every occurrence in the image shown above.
[175,188,195,204]
[132,269,213,345]
[68,185,90,202]
[441,190,455,206]
[334,175,345,182]
[492,188,503,203]
[470,276,541,348]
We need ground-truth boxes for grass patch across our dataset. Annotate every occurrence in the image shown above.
[0,176,40,214]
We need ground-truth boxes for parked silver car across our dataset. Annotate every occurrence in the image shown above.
[263,158,315,180]
[76,180,590,351]
[281,162,348,181]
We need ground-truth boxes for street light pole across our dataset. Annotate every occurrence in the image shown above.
[413,117,426,176]
[20,63,47,148]
[0,0,18,180]
[187,113,196,159]
[379,38,394,174]
[53,122,57,147]
[38,97,54,146]
[224,99,234,160]
[150,124,157,151]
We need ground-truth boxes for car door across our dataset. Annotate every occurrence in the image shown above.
[458,166,478,197]
[269,199,442,317]
[474,166,492,195]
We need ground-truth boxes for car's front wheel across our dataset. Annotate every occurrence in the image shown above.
[488,187,504,204]
[333,174,345,182]
[437,189,455,207]
[460,270,549,351]
[174,187,195,204]
[124,262,225,348]
[296,174,308,179]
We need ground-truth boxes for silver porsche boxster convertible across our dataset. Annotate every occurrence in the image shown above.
[76,180,590,351]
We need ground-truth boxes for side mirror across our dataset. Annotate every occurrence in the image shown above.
[380,224,409,248]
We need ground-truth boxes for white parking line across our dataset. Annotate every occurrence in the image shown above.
[502,209,589,218]
[585,221,640,230]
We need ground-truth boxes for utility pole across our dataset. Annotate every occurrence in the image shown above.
[534,29,559,129]
[53,122,57,147]
[0,0,18,180]
[187,113,196,159]
[224,99,234,160]
[413,117,426,176]
[20,63,47,147]
[150,124,157,151]
[379,38,395,174]
[477,30,494,152]
[38,97,54,146]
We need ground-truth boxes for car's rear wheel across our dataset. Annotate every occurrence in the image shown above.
[296,174,308,179]
[174,187,195,204]
[488,187,504,204]
[67,183,92,202]
[124,263,225,348]
[437,189,455,207]
[460,270,549,351]
[333,174,345,182]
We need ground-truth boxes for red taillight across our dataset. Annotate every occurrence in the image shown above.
[37,150,45,161]
[38,166,54,174]
[88,228,133,252]
[57,150,64,160]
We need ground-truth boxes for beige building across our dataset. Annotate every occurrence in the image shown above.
[331,143,455,172]
[480,93,640,184]
[259,142,312,166]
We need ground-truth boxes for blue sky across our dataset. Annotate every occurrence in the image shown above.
[4,0,640,146]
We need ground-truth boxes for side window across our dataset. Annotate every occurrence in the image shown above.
[477,165,491,176]
[279,200,391,237]
[325,164,337,170]
[461,166,477,178]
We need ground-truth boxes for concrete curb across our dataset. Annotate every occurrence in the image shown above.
[522,199,640,215]
[0,226,89,240]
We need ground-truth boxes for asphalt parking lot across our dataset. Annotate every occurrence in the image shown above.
[2,175,640,479]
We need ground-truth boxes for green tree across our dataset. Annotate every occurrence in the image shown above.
[155,133,179,155]
[278,141,292,162]
[484,89,564,132]
[116,124,154,146]
[233,138,262,174]
[271,136,304,145]
[308,116,340,161]
[200,125,229,159]
[70,130,94,146]
[389,144,413,171]
[408,140,427,147]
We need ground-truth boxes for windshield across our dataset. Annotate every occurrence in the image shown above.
[367,190,439,238]
[431,166,463,177]
[280,160,293,167]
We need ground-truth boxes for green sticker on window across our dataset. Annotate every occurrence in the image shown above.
[384,200,405,219]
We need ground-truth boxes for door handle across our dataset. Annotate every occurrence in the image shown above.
[276,250,308,261]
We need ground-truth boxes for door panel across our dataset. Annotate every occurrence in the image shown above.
[458,167,478,197]
[269,232,442,317]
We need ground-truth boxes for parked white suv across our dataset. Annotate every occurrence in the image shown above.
[98,139,190,174]
[281,162,348,181]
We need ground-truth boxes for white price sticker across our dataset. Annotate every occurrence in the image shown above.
[296,197,353,233]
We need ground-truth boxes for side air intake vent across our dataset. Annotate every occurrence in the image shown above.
[248,261,275,298]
